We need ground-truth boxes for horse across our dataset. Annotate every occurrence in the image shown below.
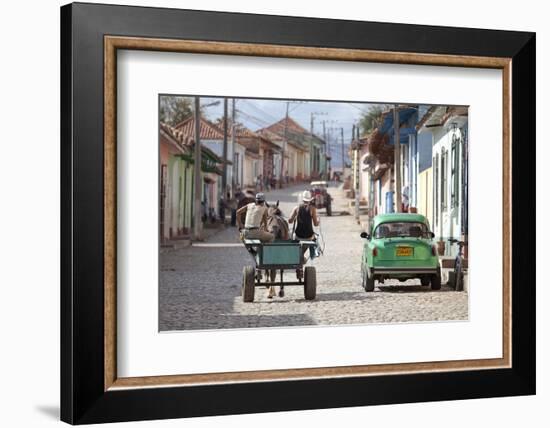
[266,200,289,240]
[265,201,289,298]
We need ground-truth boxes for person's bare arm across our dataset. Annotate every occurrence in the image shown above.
[236,206,247,229]
[311,207,320,226]
[288,207,298,224]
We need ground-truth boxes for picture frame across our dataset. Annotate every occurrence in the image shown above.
[61,2,535,424]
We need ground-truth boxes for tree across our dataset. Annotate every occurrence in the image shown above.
[358,104,388,135]
[159,96,193,126]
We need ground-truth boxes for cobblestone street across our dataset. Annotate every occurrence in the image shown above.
[159,184,468,331]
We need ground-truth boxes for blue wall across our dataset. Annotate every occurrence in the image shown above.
[417,132,433,172]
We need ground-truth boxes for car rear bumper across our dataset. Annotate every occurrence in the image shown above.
[372,267,439,275]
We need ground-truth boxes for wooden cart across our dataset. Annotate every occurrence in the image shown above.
[241,239,317,302]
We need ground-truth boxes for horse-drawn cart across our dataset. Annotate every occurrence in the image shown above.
[241,239,317,302]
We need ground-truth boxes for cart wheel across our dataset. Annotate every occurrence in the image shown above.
[242,266,255,302]
[304,266,317,300]
[431,268,442,290]
[326,202,332,216]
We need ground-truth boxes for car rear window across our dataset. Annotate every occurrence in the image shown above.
[374,222,429,239]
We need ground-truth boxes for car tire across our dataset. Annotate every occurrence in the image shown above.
[304,266,317,300]
[242,266,255,302]
[431,269,442,290]
[364,268,375,292]
[420,276,430,286]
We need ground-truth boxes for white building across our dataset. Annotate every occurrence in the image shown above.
[418,106,468,256]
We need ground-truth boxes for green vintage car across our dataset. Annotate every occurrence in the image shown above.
[360,213,441,291]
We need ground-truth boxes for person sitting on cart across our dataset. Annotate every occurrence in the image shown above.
[289,190,320,259]
[237,192,274,243]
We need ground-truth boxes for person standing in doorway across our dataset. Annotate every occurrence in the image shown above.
[225,191,237,226]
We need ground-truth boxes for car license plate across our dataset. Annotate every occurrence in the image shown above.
[396,247,413,257]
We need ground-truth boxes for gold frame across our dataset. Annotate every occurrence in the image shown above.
[104,36,512,391]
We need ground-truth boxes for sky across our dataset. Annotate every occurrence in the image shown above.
[194,96,382,167]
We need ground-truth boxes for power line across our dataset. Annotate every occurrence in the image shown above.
[347,103,370,114]
[235,109,314,143]
[240,99,281,124]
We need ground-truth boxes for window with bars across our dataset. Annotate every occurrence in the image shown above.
[441,148,448,211]
[233,152,240,186]
[159,164,168,241]
[434,153,439,223]
[451,134,460,209]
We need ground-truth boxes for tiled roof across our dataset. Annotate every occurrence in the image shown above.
[256,128,282,143]
[222,121,281,152]
[160,122,192,152]
[417,106,468,130]
[232,123,279,151]
[234,124,258,139]
[174,116,225,140]
[258,117,311,150]
[259,116,326,150]
[415,106,438,130]
[262,116,308,137]
[160,121,223,164]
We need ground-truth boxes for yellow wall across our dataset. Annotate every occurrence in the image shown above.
[418,167,433,227]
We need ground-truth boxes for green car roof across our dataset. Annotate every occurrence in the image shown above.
[372,213,429,230]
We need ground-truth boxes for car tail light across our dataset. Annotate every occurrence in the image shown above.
[372,247,378,257]
[431,246,437,256]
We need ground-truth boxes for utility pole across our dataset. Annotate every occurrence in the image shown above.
[230,98,236,194]
[340,127,345,176]
[310,113,315,178]
[326,127,331,180]
[310,112,327,177]
[393,105,402,213]
[352,124,360,221]
[193,97,203,240]
[322,120,327,180]
[222,98,228,196]
[352,123,356,184]
[280,101,289,188]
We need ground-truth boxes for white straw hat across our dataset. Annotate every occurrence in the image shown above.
[302,190,314,202]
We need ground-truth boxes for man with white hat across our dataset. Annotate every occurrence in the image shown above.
[289,190,320,258]
[236,192,274,243]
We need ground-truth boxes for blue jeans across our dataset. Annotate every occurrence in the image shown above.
[297,237,318,259]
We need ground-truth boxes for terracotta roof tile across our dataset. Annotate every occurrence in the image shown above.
[174,116,225,140]
[257,116,312,150]
[160,121,223,164]
[160,122,192,152]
